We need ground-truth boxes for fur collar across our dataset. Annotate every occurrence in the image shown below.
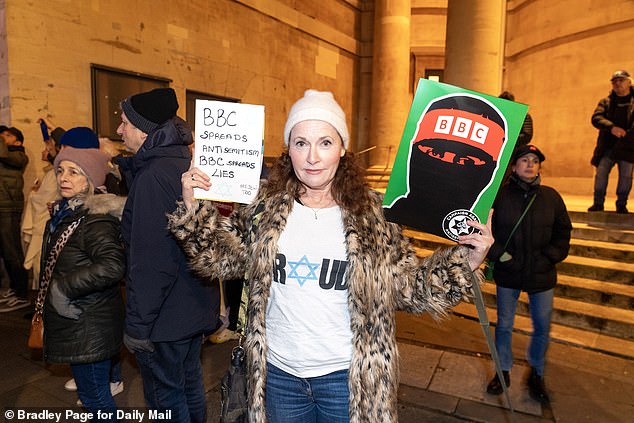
[84,194,126,220]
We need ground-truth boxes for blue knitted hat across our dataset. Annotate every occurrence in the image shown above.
[59,127,100,149]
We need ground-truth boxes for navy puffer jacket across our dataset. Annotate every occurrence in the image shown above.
[116,116,218,342]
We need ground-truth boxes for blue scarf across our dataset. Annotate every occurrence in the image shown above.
[49,197,84,233]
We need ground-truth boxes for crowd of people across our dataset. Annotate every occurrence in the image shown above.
[0,71,628,421]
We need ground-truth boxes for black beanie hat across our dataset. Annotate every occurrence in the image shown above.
[50,127,66,143]
[121,88,179,134]
[5,127,24,142]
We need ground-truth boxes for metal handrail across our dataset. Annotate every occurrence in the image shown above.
[356,146,377,155]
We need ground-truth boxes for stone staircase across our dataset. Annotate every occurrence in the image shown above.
[400,208,634,360]
[366,166,391,192]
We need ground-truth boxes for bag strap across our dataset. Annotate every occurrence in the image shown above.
[34,217,84,316]
[501,193,537,251]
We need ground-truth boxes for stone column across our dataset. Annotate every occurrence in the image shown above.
[367,0,411,170]
[444,0,505,95]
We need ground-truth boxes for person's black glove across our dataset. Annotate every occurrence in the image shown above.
[49,283,82,320]
[123,332,155,353]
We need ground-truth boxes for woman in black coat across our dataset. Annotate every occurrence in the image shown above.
[485,145,571,403]
[42,144,125,421]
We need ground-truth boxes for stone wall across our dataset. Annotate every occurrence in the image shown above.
[4,0,634,198]
[504,0,634,194]
[0,0,9,125]
[1,0,363,186]
[411,2,446,92]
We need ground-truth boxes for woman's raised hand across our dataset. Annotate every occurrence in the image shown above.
[458,209,495,272]
[181,163,211,211]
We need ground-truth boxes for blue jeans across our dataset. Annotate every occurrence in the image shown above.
[71,359,118,422]
[494,286,554,376]
[266,364,350,423]
[135,336,206,423]
[593,155,633,207]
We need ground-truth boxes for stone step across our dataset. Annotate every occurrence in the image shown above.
[572,223,634,244]
[366,175,389,190]
[414,245,634,310]
[569,238,634,261]
[405,224,634,260]
[406,230,634,285]
[451,302,634,360]
[568,210,634,228]
[478,281,634,341]
[413,246,634,343]
[558,255,634,285]
[556,274,634,309]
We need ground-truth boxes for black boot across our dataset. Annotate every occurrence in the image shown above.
[527,367,550,403]
[486,370,510,395]
[587,203,604,212]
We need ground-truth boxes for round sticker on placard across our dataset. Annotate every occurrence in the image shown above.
[442,209,480,241]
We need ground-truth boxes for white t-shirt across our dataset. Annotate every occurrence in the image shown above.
[266,201,352,378]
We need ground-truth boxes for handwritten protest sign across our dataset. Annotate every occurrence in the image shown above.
[383,79,528,240]
[193,100,265,204]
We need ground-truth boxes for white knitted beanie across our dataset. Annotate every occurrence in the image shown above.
[283,89,349,149]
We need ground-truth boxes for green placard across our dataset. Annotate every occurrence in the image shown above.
[383,79,528,240]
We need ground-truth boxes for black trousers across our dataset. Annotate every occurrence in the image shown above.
[0,211,28,298]
[224,279,244,331]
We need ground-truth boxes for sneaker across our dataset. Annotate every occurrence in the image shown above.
[616,205,629,214]
[64,378,77,392]
[527,367,549,403]
[0,289,16,304]
[76,381,124,406]
[587,204,604,212]
[486,370,510,395]
[0,298,31,313]
[208,328,239,344]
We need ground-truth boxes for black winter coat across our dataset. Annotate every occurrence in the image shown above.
[0,142,28,212]
[488,174,572,293]
[591,87,634,165]
[42,195,126,364]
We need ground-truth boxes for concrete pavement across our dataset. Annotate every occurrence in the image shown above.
[1,304,632,422]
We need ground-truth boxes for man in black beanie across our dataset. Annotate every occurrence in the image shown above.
[116,87,218,422]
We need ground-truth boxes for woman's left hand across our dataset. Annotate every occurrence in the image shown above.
[49,283,83,320]
[458,209,494,271]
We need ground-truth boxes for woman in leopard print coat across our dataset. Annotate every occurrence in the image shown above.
[169,90,493,423]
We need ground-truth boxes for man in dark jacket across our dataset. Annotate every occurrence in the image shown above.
[498,91,533,149]
[485,145,571,403]
[588,70,634,214]
[116,88,218,423]
[0,126,30,312]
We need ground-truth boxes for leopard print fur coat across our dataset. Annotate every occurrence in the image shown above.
[168,189,478,423]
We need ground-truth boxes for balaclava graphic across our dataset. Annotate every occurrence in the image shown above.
[384,94,506,238]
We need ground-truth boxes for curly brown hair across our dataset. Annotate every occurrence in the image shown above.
[265,151,372,216]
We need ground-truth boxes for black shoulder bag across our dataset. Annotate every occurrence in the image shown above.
[220,201,265,423]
